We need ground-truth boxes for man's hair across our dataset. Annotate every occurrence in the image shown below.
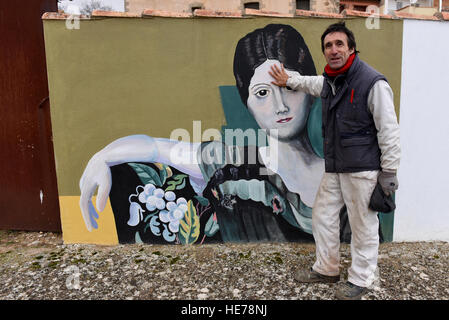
[320,21,358,54]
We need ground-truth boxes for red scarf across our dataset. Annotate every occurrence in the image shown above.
[324,53,356,77]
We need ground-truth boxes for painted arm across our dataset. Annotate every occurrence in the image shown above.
[79,134,203,231]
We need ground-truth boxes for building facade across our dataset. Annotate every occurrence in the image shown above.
[125,0,341,14]
[380,0,449,14]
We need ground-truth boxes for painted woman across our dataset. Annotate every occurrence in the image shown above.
[79,24,352,244]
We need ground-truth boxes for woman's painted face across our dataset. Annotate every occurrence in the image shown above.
[247,59,310,141]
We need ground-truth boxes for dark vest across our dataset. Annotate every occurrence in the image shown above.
[320,55,386,173]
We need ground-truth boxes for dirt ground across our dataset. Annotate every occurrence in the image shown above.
[0,230,447,300]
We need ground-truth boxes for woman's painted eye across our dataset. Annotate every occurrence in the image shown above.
[256,89,269,97]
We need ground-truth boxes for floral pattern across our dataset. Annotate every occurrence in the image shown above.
[122,162,215,244]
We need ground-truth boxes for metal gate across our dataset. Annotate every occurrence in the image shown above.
[0,0,61,231]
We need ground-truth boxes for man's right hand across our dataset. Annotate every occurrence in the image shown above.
[378,170,398,196]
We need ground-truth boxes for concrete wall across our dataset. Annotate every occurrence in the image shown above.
[44,16,402,196]
[394,19,449,242]
[314,0,340,12]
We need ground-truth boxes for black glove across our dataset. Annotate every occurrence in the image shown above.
[378,170,398,196]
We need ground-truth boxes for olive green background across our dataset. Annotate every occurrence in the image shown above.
[43,16,403,196]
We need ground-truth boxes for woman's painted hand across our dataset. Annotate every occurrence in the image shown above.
[79,152,112,231]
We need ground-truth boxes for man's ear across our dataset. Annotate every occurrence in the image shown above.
[349,47,355,55]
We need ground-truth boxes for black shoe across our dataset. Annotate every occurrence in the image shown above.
[294,268,340,283]
[335,281,368,300]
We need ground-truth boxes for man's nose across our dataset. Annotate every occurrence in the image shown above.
[330,45,338,55]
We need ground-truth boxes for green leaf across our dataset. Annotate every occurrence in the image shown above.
[178,200,200,245]
[159,166,167,186]
[135,231,143,244]
[204,212,219,237]
[194,195,210,207]
[165,174,188,191]
[153,163,169,186]
[128,163,162,187]
[143,212,157,224]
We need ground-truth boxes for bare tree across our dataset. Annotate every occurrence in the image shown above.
[57,0,68,12]
[80,0,113,15]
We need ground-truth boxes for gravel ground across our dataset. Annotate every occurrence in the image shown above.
[0,230,447,300]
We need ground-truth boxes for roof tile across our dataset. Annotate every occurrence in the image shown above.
[42,9,449,22]
[434,11,449,20]
[42,12,91,20]
[295,9,344,19]
[193,9,243,18]
[342,9,394,19]
[142,9,192,18]
[244,8,294,17]
[394,11,439,20]
[91,10,142,18]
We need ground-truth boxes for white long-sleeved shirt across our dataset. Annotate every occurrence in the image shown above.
[287,75,401,172]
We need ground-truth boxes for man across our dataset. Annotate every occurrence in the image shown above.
[269,22,400,300]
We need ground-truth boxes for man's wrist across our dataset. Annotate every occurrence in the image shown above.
[286,76,296,89]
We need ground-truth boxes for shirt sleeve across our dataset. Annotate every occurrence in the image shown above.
[286,75,324,97]
[368,80,401,172]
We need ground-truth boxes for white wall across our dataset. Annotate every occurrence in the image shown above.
[394,19,449,242]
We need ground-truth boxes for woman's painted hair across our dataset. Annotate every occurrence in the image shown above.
[233,24,317,106]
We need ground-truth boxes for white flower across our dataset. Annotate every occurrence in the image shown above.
[144,183,156,196]
[168,220,180,233]
[127,202,144,226]
[164,191,176,201]
[140,184,166,212]
[153,188,165,198]
[158,197,188,233]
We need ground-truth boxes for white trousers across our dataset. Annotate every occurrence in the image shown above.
[312,171,379,288]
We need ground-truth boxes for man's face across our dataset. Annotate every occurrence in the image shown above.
[323,31,355,70]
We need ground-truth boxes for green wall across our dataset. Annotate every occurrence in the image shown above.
[43,16,403,196]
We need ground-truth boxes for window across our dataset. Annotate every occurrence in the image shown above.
[189,2,204,13]
[296,0,310,10]
[353,5,368,11]
[244,2,260,10]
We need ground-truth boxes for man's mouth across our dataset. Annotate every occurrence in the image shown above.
[277,117,293,123]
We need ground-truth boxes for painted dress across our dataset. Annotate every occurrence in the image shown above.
[197,141,315,242]
[107,141,352,244]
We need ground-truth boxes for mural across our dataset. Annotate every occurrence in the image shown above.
[79,24,386,244]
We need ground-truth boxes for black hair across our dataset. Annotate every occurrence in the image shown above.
[233,24,317,106]
[320,21,358,54]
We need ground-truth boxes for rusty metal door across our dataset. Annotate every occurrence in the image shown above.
[0,1,61,231]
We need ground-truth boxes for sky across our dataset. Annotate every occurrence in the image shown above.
[58,0,125,13]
